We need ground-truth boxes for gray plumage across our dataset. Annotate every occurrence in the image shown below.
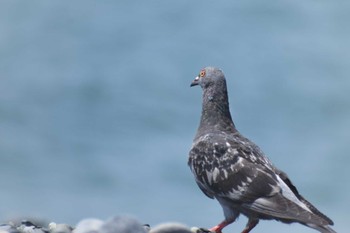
[188,67,335,233]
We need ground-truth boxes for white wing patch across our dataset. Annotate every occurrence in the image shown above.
[205,167,221,185]
[205,170,213,185]
[212,167,220,183]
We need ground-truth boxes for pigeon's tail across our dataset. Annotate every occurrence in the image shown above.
[304,223,336,233]
[276,170,335,232]
[298,194,334,226]
[246,193,335,233]
[303,210,336,233]
[276,170,334,224]
[273,194,336,233]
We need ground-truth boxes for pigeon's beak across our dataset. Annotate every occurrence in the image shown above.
[190,76,200,87]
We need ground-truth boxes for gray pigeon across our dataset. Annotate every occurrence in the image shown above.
[188,67,335,233]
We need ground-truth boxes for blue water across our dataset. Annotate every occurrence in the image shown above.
[0,1,349,232]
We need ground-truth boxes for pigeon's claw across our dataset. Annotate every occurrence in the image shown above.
[209,220,232,233]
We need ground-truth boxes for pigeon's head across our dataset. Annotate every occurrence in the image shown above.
[190,67,225,90]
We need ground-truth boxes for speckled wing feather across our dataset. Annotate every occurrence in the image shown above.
[188,132,276,202]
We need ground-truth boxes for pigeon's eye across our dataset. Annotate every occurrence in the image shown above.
[199,70,206,77]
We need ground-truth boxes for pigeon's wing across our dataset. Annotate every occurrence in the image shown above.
[188,134,278,203]
[188,135,330,225]
[233,137,333,225]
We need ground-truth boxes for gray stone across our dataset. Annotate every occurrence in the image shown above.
[99,216,146,233]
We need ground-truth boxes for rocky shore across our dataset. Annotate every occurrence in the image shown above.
[0,216,210,233]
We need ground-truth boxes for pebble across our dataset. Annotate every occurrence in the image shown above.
[73,218,104,233]
[48,223,72,233]
[99,216,147,233]
[149,223,192,233]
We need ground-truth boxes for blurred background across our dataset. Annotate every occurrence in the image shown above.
[0,1,349,232]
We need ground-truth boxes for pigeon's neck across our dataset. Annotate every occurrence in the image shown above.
[197,85,236,137]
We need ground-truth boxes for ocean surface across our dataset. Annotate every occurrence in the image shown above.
[0,1,349,232]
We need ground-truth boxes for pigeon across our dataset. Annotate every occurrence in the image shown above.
[188,67,335,233]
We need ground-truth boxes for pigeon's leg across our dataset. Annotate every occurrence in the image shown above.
[241,218,259,233]
[209,219,234,233]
